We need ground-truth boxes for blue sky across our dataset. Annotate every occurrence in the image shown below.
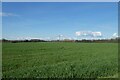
[2,2,118,40]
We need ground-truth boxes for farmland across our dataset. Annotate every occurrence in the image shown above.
[2,42,118,78]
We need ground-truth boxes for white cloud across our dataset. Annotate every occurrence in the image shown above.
[91,32,102,37]
[75,31,102,37]
[75,32,81,36]
[112,33,118,38]
[16,37,44,40]
[0,12,19,16]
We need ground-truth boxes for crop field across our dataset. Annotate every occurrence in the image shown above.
[2,42,118,78]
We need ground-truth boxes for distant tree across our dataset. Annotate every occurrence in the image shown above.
[2,38,8,42]
[24,40,29,42]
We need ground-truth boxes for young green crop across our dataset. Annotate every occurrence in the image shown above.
[2,42,118,78]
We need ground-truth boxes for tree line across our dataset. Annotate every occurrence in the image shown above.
[1,38,119,43]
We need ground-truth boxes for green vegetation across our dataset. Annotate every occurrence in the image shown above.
[2,42,118,78]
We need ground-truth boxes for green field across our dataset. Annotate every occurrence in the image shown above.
[2,42,118,78]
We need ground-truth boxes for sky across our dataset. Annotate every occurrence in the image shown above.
[2,2,118,40]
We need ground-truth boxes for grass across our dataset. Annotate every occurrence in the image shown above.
[2,42,118,78]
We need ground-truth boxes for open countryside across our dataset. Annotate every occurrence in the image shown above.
[2,2,118,79]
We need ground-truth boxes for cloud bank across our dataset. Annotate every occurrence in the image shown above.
[75,31,102,37]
